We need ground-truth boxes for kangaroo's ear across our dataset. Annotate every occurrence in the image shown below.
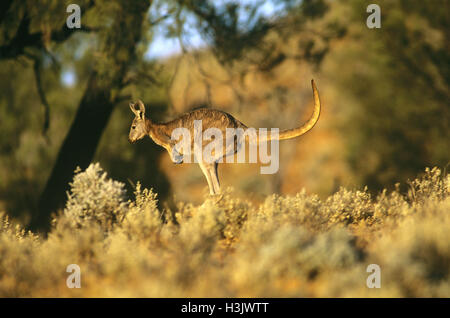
[129,102,139,116]
[136,100,146,118]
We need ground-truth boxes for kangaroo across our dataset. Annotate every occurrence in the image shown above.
[128,79,321,196]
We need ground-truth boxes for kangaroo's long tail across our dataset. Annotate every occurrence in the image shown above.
[276,79,321,140]
[278,80,320,140]
[246,79,320,144]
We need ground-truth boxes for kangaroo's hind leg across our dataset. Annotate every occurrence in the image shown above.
[207,162,223,203]
[199,162,216,195]
[210,162,221,194]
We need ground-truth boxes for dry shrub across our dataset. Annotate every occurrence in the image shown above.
[63,163,128,231]
[0,164,448,297]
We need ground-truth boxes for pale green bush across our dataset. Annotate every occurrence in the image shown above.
[258,190,323,230]
[0,164,448,297]
[371,199,450,297]
[119,182,162,245]
[407,167,449,204]
[63,163,128,231]
[228,224,363,296]
[324,187,373,226]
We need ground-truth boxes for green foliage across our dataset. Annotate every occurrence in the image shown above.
[120,182,162,243]
[329,0,450,190]
[0,0,448,271]
[63,163,128,231]
[0,164,448,297]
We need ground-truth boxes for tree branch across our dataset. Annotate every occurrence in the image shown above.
[32,58,50,139]
[0,0,14,26]
[0,5,94,60]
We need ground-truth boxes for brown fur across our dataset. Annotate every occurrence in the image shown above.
[128,80,321,195]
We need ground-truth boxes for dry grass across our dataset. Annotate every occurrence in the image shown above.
[0,164,448,297]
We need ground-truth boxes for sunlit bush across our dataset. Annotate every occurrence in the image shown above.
[0,164,448,297]
[63,163,128,231]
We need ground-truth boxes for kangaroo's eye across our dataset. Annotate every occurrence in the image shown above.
[132,125,136,129]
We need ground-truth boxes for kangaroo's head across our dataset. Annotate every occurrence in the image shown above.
[128,100,148,143]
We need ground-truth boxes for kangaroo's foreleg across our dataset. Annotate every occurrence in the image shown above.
[168,146,184,164]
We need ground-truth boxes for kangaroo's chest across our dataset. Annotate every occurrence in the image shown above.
[148,129,170,148]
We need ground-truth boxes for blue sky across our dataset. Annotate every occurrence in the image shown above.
[62,0,285,86]
[144,0,281,59]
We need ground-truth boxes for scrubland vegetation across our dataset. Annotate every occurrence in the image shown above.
[0,0,448,298]
[1,163,448,297]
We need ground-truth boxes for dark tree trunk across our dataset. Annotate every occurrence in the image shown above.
[30,75,115,232]
[29,0,151,233]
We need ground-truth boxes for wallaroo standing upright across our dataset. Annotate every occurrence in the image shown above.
[128,79,321,195]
